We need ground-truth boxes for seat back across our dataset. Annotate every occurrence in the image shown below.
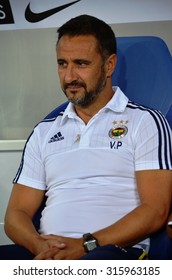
[113,36,172,118]
[166,105,172,128]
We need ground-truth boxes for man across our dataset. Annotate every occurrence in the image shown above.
[4,15,172,260]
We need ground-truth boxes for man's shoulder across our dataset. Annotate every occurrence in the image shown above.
[126,100,164,120]
[126,100,171,135]
[31,110,64,140]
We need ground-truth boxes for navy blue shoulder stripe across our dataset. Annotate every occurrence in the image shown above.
[41,111,64,123]
[13,111,64,183]
[127,101,172,170]
[13,130,34,183]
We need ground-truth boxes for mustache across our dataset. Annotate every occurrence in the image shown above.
[64,80,86,90]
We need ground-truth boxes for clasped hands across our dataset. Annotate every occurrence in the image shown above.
[34,234,85,260]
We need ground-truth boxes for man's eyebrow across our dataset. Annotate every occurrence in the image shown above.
[74,59,91,64]
[57,58,67,64]
[57,58,92,64]
[57,58,66,62]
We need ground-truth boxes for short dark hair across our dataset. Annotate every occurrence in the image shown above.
[57,14,116,59]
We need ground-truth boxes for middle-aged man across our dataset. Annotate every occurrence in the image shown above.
[4,15,172,260]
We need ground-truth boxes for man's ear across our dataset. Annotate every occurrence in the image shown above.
[105,54,117,78]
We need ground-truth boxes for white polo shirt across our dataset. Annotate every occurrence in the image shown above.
[14,87,172,249]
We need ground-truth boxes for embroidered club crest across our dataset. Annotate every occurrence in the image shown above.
[109,120,128,139]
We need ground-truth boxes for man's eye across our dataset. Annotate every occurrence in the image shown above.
[58,61,67,68]
[77,61,89,67]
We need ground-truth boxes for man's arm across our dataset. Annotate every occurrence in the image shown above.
[4,183,66,255]
[94,169,172,247]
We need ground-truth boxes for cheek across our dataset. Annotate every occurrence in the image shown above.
[58,70,65,86]
[86,65,101,79]
[87,68,103,86]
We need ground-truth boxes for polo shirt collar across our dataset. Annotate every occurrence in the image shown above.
[60,86,128,125]
[106,86,129,112]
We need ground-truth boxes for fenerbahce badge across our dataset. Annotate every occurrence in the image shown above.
[109,120,128,139]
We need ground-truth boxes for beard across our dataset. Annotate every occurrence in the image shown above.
[63,68,106,107]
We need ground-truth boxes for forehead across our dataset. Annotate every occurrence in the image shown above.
[56,35,99,58]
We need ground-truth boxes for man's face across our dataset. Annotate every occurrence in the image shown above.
[56,35,107,107]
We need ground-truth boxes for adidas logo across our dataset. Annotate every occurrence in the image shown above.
[48,132,64,143]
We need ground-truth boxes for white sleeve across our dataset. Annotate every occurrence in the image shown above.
[13,127,46,190]
[134,110,172,171]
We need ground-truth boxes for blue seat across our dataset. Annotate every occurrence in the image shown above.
[113,36,172,117]
[1,36,172,259]
[166,105,172,129]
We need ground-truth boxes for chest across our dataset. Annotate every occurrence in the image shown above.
[42,115,136,187]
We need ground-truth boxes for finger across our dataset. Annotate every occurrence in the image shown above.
[40,235,66,248]
[40,234,58,240]
[34,248,59,260]
[53,252,66,260]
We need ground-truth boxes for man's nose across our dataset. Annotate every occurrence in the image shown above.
[64,65,77,83]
